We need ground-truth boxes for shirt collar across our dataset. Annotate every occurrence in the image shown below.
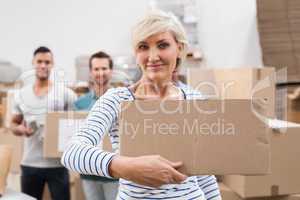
[89,90,98,100]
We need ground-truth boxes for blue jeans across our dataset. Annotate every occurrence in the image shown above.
[21,166,70,200]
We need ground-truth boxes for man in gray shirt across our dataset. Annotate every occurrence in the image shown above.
[10,46,77,200]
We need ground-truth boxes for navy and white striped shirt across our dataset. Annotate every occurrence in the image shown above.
[61,87,221,200]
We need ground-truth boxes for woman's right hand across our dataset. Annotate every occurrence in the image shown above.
[109,155,187,188]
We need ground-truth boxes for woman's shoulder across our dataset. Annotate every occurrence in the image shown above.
[180,86,206,100]
[103,87,134,101]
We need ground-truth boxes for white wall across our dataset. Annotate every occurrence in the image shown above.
[196,0,263,68]
[0,0,149,83]
[0,0,263,83]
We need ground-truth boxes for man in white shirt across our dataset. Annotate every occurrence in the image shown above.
[10,46,77,200]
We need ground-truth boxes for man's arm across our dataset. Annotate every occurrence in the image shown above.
[10,89,33,137]
[10,114,33,137]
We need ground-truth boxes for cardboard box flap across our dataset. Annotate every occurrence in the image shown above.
[119,99,270,175]
[186,68,275,118]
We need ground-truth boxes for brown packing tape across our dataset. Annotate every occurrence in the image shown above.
[0,145,13,195]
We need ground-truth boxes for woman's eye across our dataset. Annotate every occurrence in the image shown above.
[137,44,148,50]
[158,42,170,49]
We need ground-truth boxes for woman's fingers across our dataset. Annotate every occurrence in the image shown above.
[157,156,187,184]
[158,156,182,168]
[168,165,187,183]
[170,161,183,169]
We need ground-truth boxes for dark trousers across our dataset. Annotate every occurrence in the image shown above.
[21,165,70,200]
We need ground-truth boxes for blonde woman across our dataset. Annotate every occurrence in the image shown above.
[62,10,221,200]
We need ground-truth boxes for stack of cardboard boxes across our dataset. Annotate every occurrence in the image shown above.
[257,0,300,124]
[257,0,300,82]
[222,120,300,200]
[184,68,300,199]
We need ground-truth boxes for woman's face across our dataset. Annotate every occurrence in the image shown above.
[135,31,181,83]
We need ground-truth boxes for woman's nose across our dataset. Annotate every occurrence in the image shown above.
[148,48,160,62]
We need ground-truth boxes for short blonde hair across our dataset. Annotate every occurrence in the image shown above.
[132,9,188,67]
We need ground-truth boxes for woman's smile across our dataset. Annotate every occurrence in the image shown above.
[146,63,164,71]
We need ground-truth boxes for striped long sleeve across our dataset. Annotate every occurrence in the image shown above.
[61,88,132,177]
[197,176,221,200]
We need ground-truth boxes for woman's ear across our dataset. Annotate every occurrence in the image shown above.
[177,42,183,52]
[177,43,184,57]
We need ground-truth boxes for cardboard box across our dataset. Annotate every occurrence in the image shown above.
[4,90,15,128]
[220,183,242,200]
[119,99,270,175]
[186,68,276,118]
[286,87,300,123]
[0,82,22,92]
[44,112,113,158]
[0,145,13,195]
[289,195,300,200]
[0,129,23,173]
[257,0,300,82]
[257,0,287,12]
[223,119,300,198]
[220,182,296,200]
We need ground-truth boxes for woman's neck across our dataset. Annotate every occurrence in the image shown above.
[133,77,182,100]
